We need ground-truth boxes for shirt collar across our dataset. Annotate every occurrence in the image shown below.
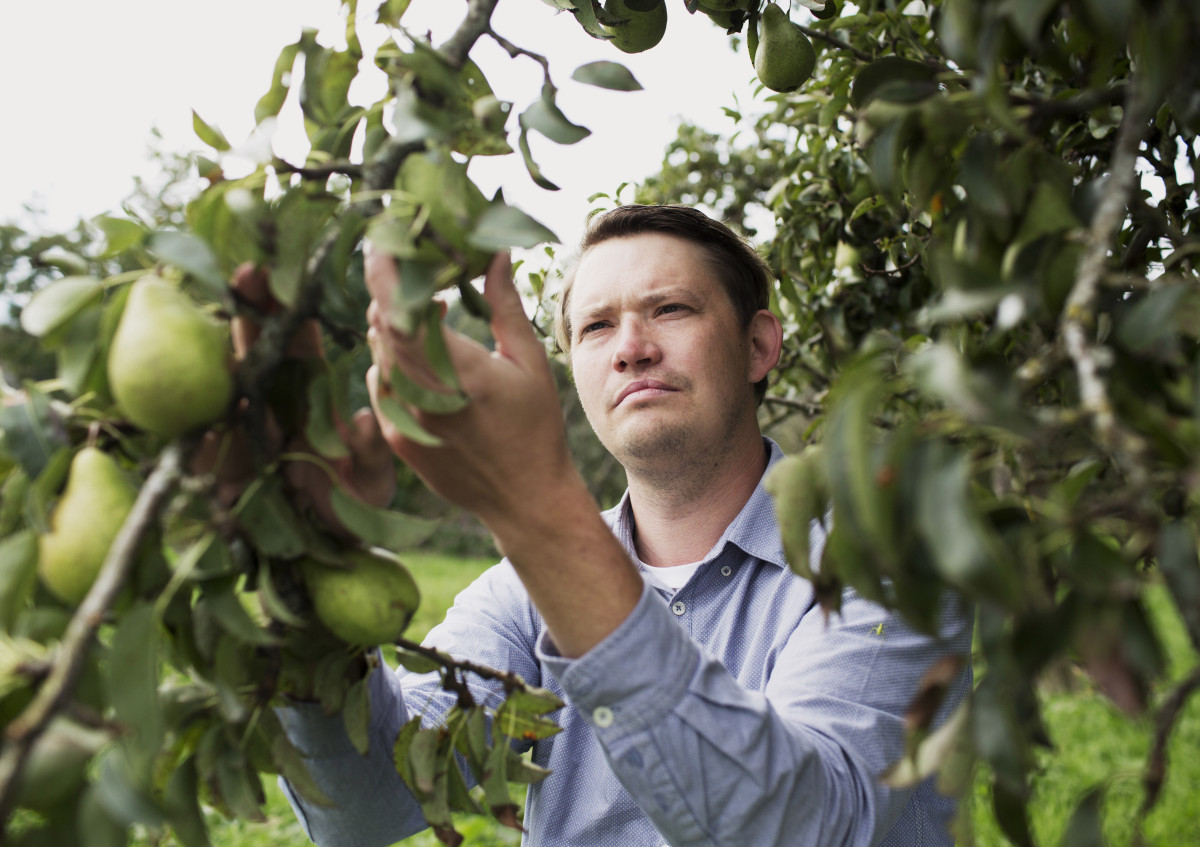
[602,437,789,570]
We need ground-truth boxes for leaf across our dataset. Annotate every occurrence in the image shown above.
[375,394,442,447]
[765,448,829,584]
[850,57,938,108]
[570,60,642,91]
[1061,786,1107,847]
[517,127,560,191]
[304,367,351,461]
[343,676,371,755]
[105,603,165,759]
[377,0,413,27]
[92,215,146,258]
[329,488,439,549]
[519,87,591,145]
[93,746,169,827]
[164,757,213,847]
[1156,521,1200,653]
[77,782,130,847]
[201,579,282,646]
[388,365,469,415]
[19,276,103,337]
[0,390,64,479]
[192,110,231,152]
[881,700,970,788]
[147,231,227,300]
[267,722,334,807]
[0,529,39,631]
[469,205,560,251]
[255,40,302,123]
[235,477,310,558]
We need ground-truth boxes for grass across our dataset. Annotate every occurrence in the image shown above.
[173,557,1197,846]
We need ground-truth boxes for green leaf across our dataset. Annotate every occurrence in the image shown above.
[255,41,302,123]
[394,645,447,674]
[201,578,282,646]
[376,0,413,26]
[469,205,560,251]
[105,604,165,758]
[0,390,63,479]
[520,88,591,145]
[93,746,168,827]
[376,394,442,446]
[77,782,130,847]
[1115,284,1190,355]
[329,487,440,549]
[388,364,469,415]
[164,757,213,847]
[570,61,642,91]
[0,529,39,631]
[92,216,147,258]
[192,110,231,152]
[19,276,103,338]
[266,718,334,806]
[765,448,828,584]
[235,477,309,559]
[850,57,938,108]
[343,676,372,755]
[304,367,352,460]
[1061,786,1107,847]
[1158,521,1200,653]
[147,231,227,300]
[517,126,560,191]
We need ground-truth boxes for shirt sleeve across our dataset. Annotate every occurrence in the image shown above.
[538,581,973,847]
[276,561,544,847]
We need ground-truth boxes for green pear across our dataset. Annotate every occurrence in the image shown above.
[108,274,234,437]
[696,0,747,11]
[755,3,816,93]
[15,716,111,812]
[38,447,136,606]
[603,0,668,54]
[301,548,420,646]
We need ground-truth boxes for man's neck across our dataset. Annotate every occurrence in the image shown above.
[625,432,769,567]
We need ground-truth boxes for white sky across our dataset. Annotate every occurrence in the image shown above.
[1,0,769,247]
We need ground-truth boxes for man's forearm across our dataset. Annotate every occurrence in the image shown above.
[484,472,644,659]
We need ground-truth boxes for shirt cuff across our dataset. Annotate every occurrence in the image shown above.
[536,581,701,738]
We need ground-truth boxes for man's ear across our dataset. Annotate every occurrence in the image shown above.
[747,310,783,384]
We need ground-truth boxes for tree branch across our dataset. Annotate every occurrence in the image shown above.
[0,443,186,822]
[1139,664,1200,821]
[1058,79,1154,483]
[796,23,873,63]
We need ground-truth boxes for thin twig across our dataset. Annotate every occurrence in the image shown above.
[0,443,186,824]
[795,23,873,63]
[273,158,363,181]
[1139,665,1200,820]
[1058,79,1154,483]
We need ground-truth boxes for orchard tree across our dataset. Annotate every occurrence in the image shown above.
[1,1,1198,846]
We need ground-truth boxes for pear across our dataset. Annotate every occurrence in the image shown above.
[15,716,111,812]
[603,0,668,54]
[38,447,136,606]
[301,548,420,646]
[696,0,746,11]
[755,3,816,93]
[108,274,234,437]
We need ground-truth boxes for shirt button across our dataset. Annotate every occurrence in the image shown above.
[720,565,732,577]
[671,600,686,616]
[592,706,614,728]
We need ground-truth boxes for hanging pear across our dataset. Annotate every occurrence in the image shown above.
[108,274,234,437]
[755,3,816,93]
[603,0,668,54]
[38,447,137,606]
[301,548,421,646]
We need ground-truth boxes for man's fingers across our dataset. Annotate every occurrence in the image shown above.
[230,261,323,360]
[483,251,543,367]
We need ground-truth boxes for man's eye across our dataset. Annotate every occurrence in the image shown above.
[659,304,687,315]
[580,321,608,336]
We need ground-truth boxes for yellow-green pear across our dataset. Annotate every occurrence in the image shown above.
[108,275,234,437]
[38,447,136,606]
[301,549,420,646]
[755,3,816,93]
[603,0,668,54]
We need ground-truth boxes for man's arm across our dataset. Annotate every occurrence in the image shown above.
[365,249,644,659]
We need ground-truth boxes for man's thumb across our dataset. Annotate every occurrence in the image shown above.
[482,251,540,363]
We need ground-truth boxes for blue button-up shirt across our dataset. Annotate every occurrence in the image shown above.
[278,440,974,847]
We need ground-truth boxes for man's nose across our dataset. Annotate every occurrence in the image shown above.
[612,319,661,371]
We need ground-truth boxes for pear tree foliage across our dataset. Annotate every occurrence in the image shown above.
[1,0,1199,845]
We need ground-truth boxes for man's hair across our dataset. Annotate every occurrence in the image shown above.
[554,204,775,404]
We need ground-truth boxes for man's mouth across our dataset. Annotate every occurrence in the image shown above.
[615,380,677,407]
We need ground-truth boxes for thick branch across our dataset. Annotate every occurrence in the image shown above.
[0,443,186,823]
[1059,80,1154,480]
[437,0,502,69]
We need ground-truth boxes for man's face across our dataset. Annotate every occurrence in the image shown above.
[566,232,763,470]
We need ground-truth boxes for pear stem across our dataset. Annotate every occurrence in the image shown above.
[0,443,186,827]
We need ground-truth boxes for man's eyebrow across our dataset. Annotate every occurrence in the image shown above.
[573,287,703,324]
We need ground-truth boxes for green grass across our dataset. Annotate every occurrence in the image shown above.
[179,558,1197,846]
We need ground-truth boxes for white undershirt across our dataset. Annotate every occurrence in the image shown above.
[634,554,704,594]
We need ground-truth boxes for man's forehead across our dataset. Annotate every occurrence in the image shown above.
[569,234,718,314]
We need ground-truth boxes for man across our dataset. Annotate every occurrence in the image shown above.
[278,205,973,846]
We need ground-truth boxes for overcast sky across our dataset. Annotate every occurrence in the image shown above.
[1,0,768,247]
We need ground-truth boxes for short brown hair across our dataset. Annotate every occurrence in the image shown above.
[554,204,775,403]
